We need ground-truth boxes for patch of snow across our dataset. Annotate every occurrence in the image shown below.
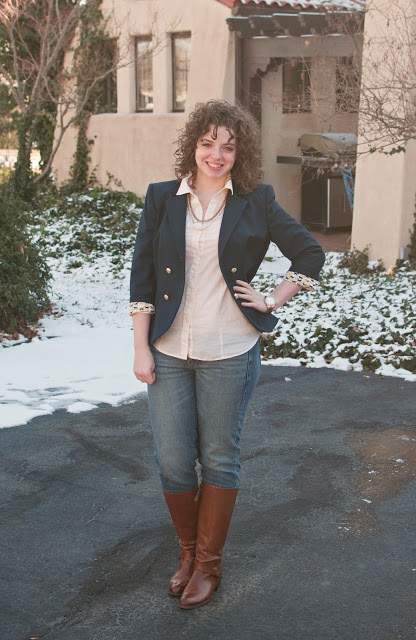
[67,402,98,413]
[330,357,355,372]
[263,357,302,367]
[257,243,291,275]
[0,404,51,429]
[1,219,415,429]
[0,258,147,428]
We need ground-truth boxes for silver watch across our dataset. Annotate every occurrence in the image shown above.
[264,294,276,313]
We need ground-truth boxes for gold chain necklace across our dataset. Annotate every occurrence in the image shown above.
[187,192,228,225]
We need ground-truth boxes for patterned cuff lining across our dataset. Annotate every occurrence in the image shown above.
[129,302,155,315]
[283,271,319,291]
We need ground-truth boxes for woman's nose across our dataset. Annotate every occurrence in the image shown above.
[210,146,222,159]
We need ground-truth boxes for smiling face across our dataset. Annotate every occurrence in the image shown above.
[194,124,237,187]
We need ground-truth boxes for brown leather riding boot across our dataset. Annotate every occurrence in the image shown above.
[179,482,238,609]
[163,487,200,596]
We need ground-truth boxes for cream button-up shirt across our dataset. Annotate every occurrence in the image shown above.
[152,176,261,361]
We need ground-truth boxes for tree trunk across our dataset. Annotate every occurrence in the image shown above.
[69,113,93,192]
[12,115,36,201]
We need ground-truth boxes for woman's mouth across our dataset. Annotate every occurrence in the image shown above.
[206,162,223,171]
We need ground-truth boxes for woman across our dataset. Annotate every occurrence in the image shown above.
[130,100,325,609]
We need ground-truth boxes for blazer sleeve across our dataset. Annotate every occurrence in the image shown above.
[130,183,157,305]
[266,184,325,282]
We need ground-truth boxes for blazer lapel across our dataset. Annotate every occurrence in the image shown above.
[164,191,247,260]
[165,193,187,260]
[218,193,247,257]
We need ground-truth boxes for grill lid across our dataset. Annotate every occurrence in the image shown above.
[300,133,357,155]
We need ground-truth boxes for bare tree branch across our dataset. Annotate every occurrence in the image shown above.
[0,0,180,194]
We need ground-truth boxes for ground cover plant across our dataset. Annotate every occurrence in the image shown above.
[2,190,416,381]
[253,253,416,376]
[31,186,143,272]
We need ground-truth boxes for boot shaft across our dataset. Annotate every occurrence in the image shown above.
[163,487,200,553]
[194,482,238,577]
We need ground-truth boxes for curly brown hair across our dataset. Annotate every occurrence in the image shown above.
[174,100,262,195]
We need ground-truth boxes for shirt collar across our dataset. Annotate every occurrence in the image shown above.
[176,174,234,196]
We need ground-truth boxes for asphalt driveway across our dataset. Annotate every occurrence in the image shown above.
[1,365,415,640]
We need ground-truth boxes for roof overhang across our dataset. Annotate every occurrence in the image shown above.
[227,10,364,37]
[217,0,365,10]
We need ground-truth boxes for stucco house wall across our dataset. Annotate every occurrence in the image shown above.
[351,0,416,266]
[52,0,234,195]
[352,142,416,268]
[51,0,416,269]
[53,0,362,205]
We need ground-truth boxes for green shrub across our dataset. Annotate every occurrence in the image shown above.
[0,190,51,336]
[32,187,143,270]
[408,208,416,267]
[360,353,382,372]
[338,246,385,276]
[338,246,370,275]
[395,208,416,271]
[398,357,416,373]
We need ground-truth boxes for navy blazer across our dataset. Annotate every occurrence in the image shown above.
[130,180,325,344]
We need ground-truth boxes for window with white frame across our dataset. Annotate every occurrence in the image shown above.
[135,36,153,112]
[172,32,191,112]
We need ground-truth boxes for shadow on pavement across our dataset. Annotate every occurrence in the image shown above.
[1,366,415,640]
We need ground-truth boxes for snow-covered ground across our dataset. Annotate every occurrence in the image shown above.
[1,238,415,429]
[0,257,146,428]
[256,250,416,382]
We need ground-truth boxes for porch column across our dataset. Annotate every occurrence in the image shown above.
[351,0,416,268]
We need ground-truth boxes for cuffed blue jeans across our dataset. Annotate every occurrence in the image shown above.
[147,341,261,493]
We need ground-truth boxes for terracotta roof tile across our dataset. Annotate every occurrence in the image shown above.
[216,0,365,10]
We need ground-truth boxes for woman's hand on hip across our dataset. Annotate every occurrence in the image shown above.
[233,280,268,313]
[133,346,156,384]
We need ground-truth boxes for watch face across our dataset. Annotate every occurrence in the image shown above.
[265,296,275,308]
